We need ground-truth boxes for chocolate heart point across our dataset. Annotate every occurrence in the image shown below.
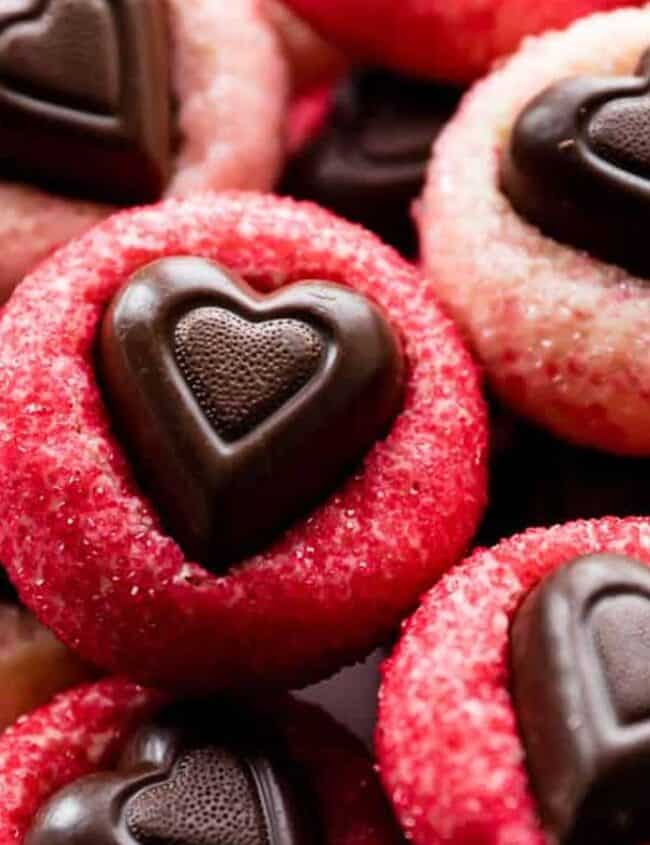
[511,553,650,844]
[99,257,404,572]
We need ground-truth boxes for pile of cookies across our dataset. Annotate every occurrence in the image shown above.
[0,1,650,843]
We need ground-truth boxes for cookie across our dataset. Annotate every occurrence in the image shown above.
[281,68,462,253]
[0,603,92,733]
[0,192,487,691]
[377,516,650,844]
[280,0,634,82]
[0,678,400,845]
[0,0,288,300]
[419,8,650,455]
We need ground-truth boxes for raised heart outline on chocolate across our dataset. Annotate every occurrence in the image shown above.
[500,48,650,277]
[511,553,650,845]
[24,703,314,845]
[99,256,404,573]
[0,0,170,203]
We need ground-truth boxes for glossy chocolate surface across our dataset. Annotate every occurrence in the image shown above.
[99,256,404,571]
[25,702,314,845]
[281,68,462,254]
[501,50,650,276]
[511,554,650,844]
[0,0,171,203]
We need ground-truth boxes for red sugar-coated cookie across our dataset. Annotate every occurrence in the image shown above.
[419,8,650,455]
[0,192,487,692]
[0,678,400,845]
[281,0,636,83]
[377,516,650,844]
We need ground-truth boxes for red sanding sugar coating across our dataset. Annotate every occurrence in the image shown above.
[0,192,487,691]
[282,0,637,82]
[377,516,650,844]
[0,678,401,845]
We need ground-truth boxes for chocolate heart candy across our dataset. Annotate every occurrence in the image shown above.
[511,553,650,844]
[25,702,314,845]
[281,69,462,254]
[0,0,171,203]
[99,256,404,571]
[500,48,650,276]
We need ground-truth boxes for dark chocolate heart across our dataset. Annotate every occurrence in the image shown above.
[24,703,314,845]
[0,0,170,203]
[281,68,462,254]
[99,256,404,572]
[511,553,650,844]
[500,48,650,276]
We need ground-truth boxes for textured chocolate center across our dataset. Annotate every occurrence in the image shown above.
[591,594,650,724]
[0,0,120,113]
[127,747,270,845]
[174,308,324,442]
[588,96,650,180]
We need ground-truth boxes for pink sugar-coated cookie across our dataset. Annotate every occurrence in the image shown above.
[0,0,288,303]
[0,192,487,692]
[281,0,635,82]
[377,516,650,845]
[419,7,650,456]
[0,678,400,845]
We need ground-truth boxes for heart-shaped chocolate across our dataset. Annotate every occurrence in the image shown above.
[25,702,314,845]
[511,554,650,844]
[500,48,650,276]
[0,0,170,203]
[99,256,404,572]
[281,69,462,254]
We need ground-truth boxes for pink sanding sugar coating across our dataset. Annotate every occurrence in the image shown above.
[0,679,400,845]
[419,7,650,456]
[0,192,487,692]
[281,0,636,83]
[0,0,288,302]
[377,516,650,845]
